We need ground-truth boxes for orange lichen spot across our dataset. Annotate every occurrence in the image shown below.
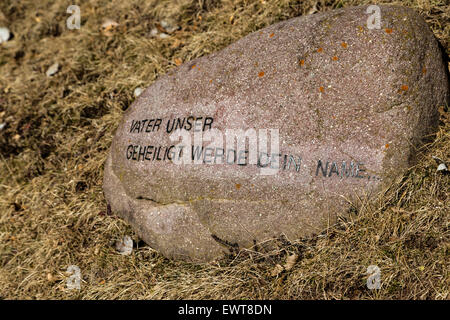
[235,183,241,190]
[317,47,323,53]
[259,31,263,35]
[332,56,338,61]
[385,143,390,149]
[258,71,265,77]
[299,59,305,66]
[269,33,275,38]
[422,67,427,74]
[385,28,393,34]
[319,86,324,93]
[401,85,409,91]
[191,64,196,69]
[341,42,348,48]
[209,79,213,83]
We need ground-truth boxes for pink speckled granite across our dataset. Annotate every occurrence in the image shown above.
[104,5,449,262]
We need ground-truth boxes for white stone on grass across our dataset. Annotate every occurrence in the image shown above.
[0,27,10,44]
[115,235,133,255]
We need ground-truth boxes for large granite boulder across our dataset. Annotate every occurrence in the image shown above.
[103,5,449,261]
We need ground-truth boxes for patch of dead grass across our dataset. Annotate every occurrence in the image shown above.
[0,0,448,299]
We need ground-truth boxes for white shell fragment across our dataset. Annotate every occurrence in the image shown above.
[46,63,59,77]
[0,27,10,44]
[115,235,133,255]
[432,156,448,173]
[149,28,158,37]
[134,87,143,97]
[101,19,119,36]
[436,163,448,173]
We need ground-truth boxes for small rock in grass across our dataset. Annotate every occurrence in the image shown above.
[134,87,143,97]
[115,235,133,255]
[160,20,179,33]
[46,63,59,77]
[101,19,119,36]
[149,28,159,37]
[0,27,10,43]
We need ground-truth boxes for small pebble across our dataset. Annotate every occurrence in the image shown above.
[115,235,133,255]
[0,27,10,44]
[134,87,143,97]
[437,163,448,172]
[101,19,119,36]
[46,62,59,77]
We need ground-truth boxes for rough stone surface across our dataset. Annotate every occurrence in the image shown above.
[104,5,450,262]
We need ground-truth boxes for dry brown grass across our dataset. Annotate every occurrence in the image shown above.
[0,0,448,299]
